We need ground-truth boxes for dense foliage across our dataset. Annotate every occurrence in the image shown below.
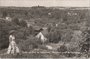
[0,7,90,55]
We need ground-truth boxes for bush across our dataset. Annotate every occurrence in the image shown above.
[48,29,61,43]
[57,44,67,52]
[12,17,20,25]
[65,42,80,52]
[65,30,83,52]
[18,35,40,51]
[14,29,26,40]
[27,26,34,35]
[61,29,73,42]
[19,20,27,27]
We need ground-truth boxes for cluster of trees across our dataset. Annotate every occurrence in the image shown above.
[0,7,90,53]
[0,19,16,49]
[0,7,88,22]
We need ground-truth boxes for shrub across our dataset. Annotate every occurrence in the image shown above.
[65,42,80,52]
[48,29,61,43]
[12,17,20,25]
[58,29,73,42]
[57,44,67,52]
[14,27,30,41]
[27,26,34,35]
[18,35,40,51]
[19,20,27,27]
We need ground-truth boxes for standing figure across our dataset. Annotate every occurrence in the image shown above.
[7,30,20,55]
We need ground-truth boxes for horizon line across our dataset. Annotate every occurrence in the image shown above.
[0,5,90,8]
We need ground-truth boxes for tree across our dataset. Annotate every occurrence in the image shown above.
[48,29,61,43]
[19,20,27,27]
[12,17,20,25]
[2,11,7,18]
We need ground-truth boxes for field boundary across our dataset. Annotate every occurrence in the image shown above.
[0,51,89,56]
[0,52,80,56]
[23,51,81,54]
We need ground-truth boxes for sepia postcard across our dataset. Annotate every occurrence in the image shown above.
[0,0,90,59]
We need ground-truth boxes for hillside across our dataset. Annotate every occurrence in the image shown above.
[0,6,90,58]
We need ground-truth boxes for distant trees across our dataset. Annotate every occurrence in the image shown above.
[12,17,27,27]
[0,7,89,53]
[2,11,7,18]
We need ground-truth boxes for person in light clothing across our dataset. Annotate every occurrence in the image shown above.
[7,30,20,55]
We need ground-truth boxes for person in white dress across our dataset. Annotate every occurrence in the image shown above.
[7,30,20,55]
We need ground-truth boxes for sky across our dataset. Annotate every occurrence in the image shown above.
[0,0,90,7]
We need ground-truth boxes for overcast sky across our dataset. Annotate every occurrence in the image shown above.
[0,0,90,7]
